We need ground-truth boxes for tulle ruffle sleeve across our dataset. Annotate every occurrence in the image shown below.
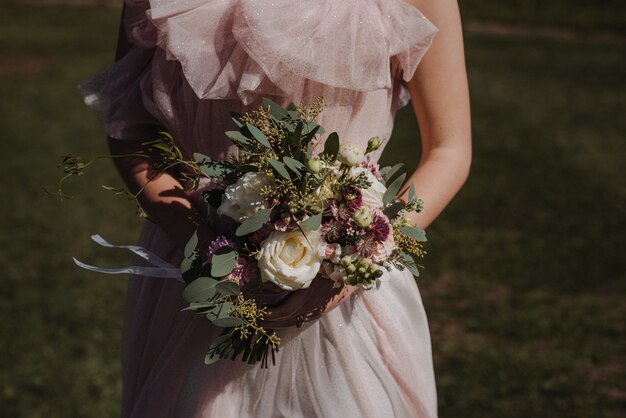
[79,0,437,139]
[78,0,162,140]
[148,0,437,102]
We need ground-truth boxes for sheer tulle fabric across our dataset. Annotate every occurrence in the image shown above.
[80,0,439,416]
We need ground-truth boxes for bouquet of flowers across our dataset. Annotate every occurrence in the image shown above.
[57,98,427,367]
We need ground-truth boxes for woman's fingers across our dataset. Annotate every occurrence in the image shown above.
[259,277,343,328]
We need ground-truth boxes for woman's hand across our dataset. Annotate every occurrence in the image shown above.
[107,137,216,253]
[258,278,360,329]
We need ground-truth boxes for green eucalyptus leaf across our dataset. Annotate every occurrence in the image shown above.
[204,302,236,319]
[182,277,220,303]
[383,201,404,220]
[246,124,272,148]
[383,173,406,206]
[400,253,420,278]
[409,182,416,200]
[210,247,238,277]
[182,301,217,311]
[263,98,289,120]
[193,152,211,163]
[323,132,339,160]
[180,255,201,283]
[205,334,232,365]
[379,163,404,184]
[200,161,232,179]
[269,159,291,180]
[204,352,222,365]
[399,225,427,242]
[302,124,320,145]
[283,157,305,175]
[230,112,244,127]
[184,231,198,259]
[212,317,245,327]
[217,302,236,318]
[215,280,241,296]
[235,208,273,236]
[299,212,323,231]
[226,130,251,145]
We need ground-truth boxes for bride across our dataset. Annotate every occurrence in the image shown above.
[81,0,471,416]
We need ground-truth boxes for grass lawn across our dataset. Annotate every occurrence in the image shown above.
[1,2,624,417]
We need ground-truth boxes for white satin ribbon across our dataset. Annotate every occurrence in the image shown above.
[73,234,184,282]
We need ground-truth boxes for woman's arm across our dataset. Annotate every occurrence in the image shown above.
[107,6,214,252]
[399,0,472,228]
[262,0,471,327]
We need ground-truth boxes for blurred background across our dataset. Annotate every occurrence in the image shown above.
[1,0,624,416]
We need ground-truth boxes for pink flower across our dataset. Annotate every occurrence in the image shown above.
[323,243,342,263]
[361,157,383,181]
[355,237,390,263]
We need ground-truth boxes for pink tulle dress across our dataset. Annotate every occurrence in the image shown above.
[80,0,439,416]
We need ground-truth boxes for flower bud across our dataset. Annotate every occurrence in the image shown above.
[353,208,373,228]
[307,157,322,173]
[366,136,381,153]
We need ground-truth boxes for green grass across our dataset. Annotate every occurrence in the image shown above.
[1,3,625,418]
[458,0,626,32]
[384,34,626,417]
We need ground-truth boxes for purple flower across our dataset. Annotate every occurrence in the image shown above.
[205,235,236,262]
[235,256,260,285]
[341,185,363,211]
[322,219,345,242]
[370,211,391,242]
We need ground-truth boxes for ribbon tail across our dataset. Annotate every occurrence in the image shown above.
[73,258,185,282]
[89,234,179,269]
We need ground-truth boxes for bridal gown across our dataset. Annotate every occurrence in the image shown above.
[80,0,439,416]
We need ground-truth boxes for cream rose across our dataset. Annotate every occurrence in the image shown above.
[258,229,324,291]
[337,142,365,166]
[217,172,273,222]
[350,166,387,209]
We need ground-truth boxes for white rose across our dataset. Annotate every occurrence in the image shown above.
[350,166,387,209]
[217,172,273,222]
[337,142,365,166]
[258,229,324,291]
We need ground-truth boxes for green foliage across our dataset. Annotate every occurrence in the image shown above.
[210,248,238,278]
[322,132,339,160]
[382,173,406,206]
[399,225,427,243]
[235,208,273,236]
